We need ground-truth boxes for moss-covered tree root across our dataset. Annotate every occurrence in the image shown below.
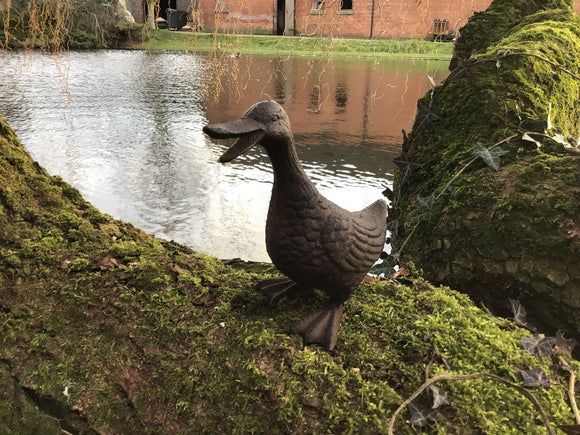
[1,108,580,432]
[391,0,580,343]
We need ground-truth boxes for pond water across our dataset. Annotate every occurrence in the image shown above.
[0,50,449,261]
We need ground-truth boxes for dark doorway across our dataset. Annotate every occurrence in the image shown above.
[276,0,285,35]
[145,0,176,22]
[159,0,176,20]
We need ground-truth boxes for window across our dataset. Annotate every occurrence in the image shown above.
[340,0,352,10]
[311,1,324,11]
[310,1,325,15]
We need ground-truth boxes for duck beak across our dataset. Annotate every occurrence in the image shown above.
[203,117,265,163]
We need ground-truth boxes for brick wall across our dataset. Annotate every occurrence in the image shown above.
[295,0,494,39]
[132,0,580,39]
[197,0,276,34]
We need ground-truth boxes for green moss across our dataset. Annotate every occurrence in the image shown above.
[450,0,575,68]
[393,2,580,340]
[2,106,579,433]
[0,363,64,434]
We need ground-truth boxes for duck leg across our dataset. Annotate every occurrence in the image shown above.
[255,277,309,307]
[290,303,344,351]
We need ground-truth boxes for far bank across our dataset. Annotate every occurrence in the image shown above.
[135,30,454,59]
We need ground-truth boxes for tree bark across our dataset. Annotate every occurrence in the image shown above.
[390,0,580,341]
[146,0,157,29]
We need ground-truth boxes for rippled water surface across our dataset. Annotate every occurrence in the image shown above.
[0,50,448,261]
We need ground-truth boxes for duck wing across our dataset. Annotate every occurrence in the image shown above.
[322,199,387,274]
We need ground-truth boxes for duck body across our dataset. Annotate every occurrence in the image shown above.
[265,151,386,302]
[203,100,387,350]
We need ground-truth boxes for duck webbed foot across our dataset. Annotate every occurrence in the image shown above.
[290,303,344,351]
[255,277,309,307]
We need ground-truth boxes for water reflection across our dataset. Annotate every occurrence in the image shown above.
[0,50,448,261]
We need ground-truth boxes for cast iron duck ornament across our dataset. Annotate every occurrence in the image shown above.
[203,100,387,350]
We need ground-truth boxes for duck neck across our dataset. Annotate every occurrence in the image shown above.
[265,138,317,198]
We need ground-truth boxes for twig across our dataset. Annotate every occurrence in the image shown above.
[387,373,556,435]
[557,355,580,425]
[425,349,438,380]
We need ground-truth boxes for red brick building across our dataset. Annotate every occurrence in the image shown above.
[127,0,580,40]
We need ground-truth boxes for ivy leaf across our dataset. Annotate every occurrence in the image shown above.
[412,99,441,134]
[559,425,580,435]
[393,156,421,187]
[509,299,537,332]
[429,385,450,409]
[443,185,456,196]
[509,298,526,325]
[408,401,437,428]
[410,195,437,224]
[417,195,436,209]
[472,143,510,171]
[520,335,557,357]
[369,255,397,277]
[555,331,577,356]
[520,368,551,388]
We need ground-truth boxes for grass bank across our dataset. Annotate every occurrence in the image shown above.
[136,29,454,59]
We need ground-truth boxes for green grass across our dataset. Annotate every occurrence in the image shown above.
[135,29,454,59]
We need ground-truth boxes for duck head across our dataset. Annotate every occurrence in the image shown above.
[203,100,292,163]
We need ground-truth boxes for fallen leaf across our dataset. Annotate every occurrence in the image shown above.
[555,331,577,355]
[390,267,411,281]
[303,396,323,410]
[429,385,450,409]
[509,299,537,331]
[60,259,72,270]
[551,132,571,147]
[99,255,119,270]
[520,368,551,388]
[520,335,557,357]
[522,133,542,148]
[408,401,437,428]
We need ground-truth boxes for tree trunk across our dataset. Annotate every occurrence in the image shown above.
[390,0,580,341]
[146,0,157,29]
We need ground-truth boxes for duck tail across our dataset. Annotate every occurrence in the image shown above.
[290,303,344,351]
